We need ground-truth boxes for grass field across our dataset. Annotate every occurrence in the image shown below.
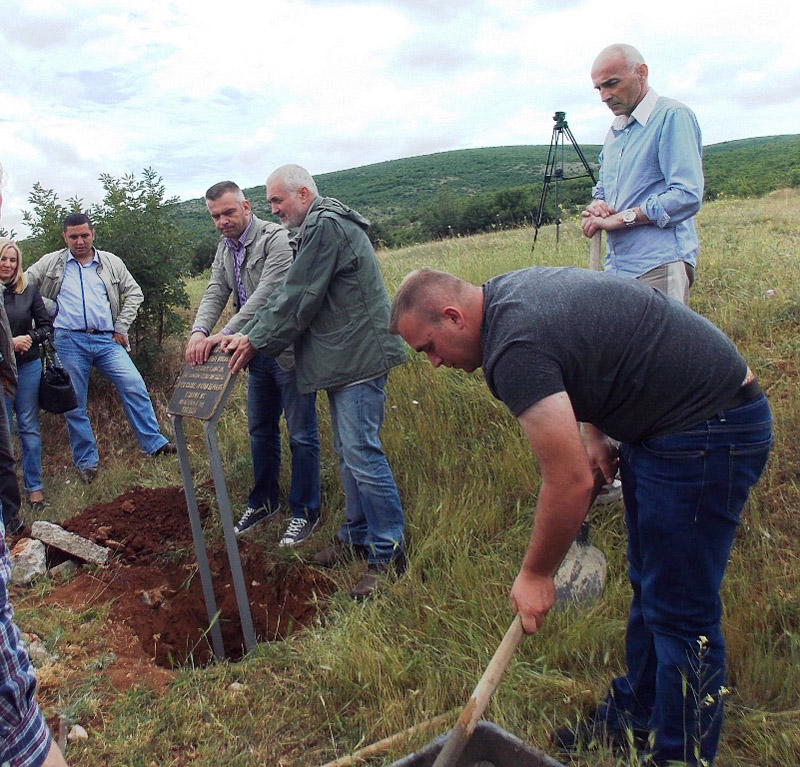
[13,190,800,766]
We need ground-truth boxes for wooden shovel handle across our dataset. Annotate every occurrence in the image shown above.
[431,614,524,767]
[589,230,602,271]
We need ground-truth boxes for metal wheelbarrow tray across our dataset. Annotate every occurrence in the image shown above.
[389,721,565,767]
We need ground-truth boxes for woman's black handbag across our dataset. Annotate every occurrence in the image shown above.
[39,338,78,414]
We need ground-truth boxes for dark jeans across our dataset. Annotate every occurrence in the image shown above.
[246,354,320,521]
[601,394,772,764]
[0,393,20,527]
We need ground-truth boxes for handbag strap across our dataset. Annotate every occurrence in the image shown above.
[41,336,58,370]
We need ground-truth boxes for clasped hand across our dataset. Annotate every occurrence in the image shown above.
[581,200,616,238]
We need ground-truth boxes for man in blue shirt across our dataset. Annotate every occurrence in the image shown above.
[26,214,175,483]
[581,43,704,304]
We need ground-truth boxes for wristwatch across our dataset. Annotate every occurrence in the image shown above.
[621,208,637,227]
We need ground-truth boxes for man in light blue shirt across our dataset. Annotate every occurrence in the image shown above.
[26,214,175,483]
[581,43,703,304]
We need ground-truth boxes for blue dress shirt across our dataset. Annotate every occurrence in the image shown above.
[592,89,704,278]
[53,249,115,331]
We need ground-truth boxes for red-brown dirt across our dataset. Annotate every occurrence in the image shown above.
[46,486,335,669]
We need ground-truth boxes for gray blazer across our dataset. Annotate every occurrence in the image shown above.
[192,215,295,370]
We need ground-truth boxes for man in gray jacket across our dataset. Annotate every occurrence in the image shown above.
[187,181,320,546]
[26,214,174,483]
[222,165,406,599]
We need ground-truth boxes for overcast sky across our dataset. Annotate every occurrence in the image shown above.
[1,0,798,237]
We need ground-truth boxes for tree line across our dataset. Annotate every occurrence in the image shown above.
[10,136,800,379]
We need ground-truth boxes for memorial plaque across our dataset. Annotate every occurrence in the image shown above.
[168,351,236,420]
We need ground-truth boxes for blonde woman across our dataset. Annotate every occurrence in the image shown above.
[0,239,52,512]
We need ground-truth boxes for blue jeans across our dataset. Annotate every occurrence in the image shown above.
[247,354,320,521]
[5,358,43,493]
[54,330,169,469]
[601,394,772,765]
[327,374,404,565]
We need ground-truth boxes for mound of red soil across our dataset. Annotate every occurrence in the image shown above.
[49,487,335,667]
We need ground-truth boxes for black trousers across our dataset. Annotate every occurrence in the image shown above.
[0,400,20,526]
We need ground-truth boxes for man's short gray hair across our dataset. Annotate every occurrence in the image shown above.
[600,43,645,72]
[267,164,319,196]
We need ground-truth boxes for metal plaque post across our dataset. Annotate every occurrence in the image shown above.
[167,351,256,660]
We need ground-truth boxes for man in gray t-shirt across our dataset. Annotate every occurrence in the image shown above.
[390,267,771,766]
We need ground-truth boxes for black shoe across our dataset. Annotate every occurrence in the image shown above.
[152,442,177,456]
[311,539,369,568]
[233,504,278,536]
[278,517,319,548]
[551,711,648,754]
[3,514,24,537]
[78,466,98,484]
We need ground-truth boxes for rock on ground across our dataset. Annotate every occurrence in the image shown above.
[31,521,111,566]
[10,538,47,585]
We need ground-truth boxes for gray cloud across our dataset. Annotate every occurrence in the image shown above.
[1,11,82,50]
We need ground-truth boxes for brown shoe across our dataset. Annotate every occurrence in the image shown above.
[349,570,384,601]
[348,553,407,601]
[311,539,368,568]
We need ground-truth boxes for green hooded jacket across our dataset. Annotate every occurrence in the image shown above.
[241,197,405,394]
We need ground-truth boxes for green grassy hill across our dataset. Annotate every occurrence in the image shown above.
[174,134,800,265]
[704,134,800,199]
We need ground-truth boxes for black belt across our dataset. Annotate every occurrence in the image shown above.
[723,379,762,411]
[67,329,113,335]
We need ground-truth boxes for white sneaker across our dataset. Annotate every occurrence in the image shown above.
[278,517,319,548]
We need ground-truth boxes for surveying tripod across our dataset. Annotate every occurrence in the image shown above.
[532,111,597,253]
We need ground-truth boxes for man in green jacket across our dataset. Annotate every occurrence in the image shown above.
[222,164,406,599]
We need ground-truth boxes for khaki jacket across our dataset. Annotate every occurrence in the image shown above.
[25,248,143,336]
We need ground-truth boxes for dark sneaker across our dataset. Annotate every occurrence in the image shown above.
[311,539,369,568]
[551,711,648,754]
[3,514,24,537]
[78,466,98,484]
[233,504,278,536]
[151,442,177,456]
[278,517,319,548]
[349,552,407,601]
[29,500,48,514]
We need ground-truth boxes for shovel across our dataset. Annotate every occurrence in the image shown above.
[431,469,610,767]
[431,614,525,767]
